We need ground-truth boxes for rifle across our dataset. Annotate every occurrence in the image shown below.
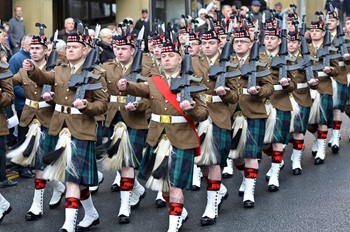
[241,21,271,89]
[259,12,266,52]
[170,35,208,102]
[68,24,102,100]
[209,21,241,90]
[123,26,147,104]
[297,15,316,81]
[41,29,58,94]
[270,14,300,81]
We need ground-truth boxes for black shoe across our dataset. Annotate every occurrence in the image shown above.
[90,177,104,195]
[19,169,35,178]
[76,218,100,231]
[292,168,302,175]
[191,185,200,191]
[119,215,130,224]
[155,199,166,208]
[331,145,339,154]
[243,200,255,208]
[111,183,120,192]
[201,216,216,226]
[314,158,324,165]
[312,151,317,156]
[25,211,42,221]
[222,173,233,178]
[0,180,17,188]
[131,191,146,210]
[57,229,67,232]
[238,190,244,197]
[0,206,12,224]
[268,185,279,192]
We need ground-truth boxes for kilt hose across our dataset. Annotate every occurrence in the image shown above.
[244,118,266,159]
[139,144,195,190]
[272,110,291,144]
[35,126,58,171]
[293,105,311,135]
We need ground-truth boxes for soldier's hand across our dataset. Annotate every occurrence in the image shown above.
[180,100,195,113]
[216,86,228,96]
[343,53,350,61]
[125,102,138,111]
[248,86,260,95]
[279,77,290,87]
[323,66,332,74]
[118,79,128,91]
[42,92,55,101]
[308,78,319,86]
[23,59,35,72]
[74,98,88,110]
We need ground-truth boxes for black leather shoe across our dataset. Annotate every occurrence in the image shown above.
[119,215,130,224]
[57,229,67,232]
[0,206,12,224]
[155,199,166,208]
[0,180,17,188]
[243,200,255,208]
[25,211,42,221]
[191,185,200,191]
[332,145,339,154]
[312,151,317,156]
[131,191,146,210]
[238,190,244,197]
[76,218,100,231]
[314,158,324,165]
[268,185,279,192]
[111,183,120,192]
[201,216,216,226]
[222,173,233,178]
[19,169,35,178]
[292,168,302,175]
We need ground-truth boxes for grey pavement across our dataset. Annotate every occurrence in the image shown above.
[2,115,350,232]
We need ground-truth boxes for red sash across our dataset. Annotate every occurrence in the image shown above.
[152,76,201,156]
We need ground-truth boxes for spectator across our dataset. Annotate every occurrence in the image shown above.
[240,6,250,17]
[55,39,68,65]
[1,21,10,47]
[8,6,25,54]
[222,5,233,18]
[106,24,116,33]
[0,29,12,61]
[57,17,75,42]
[249,1,263,27]
[196,8,208,27]
[134,9,151,39]
[274,2,282,14]
[98,28,115,63]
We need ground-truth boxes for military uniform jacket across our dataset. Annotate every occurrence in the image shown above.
[261,52,296,111]
[192,54,239,130]
[229,55,274,119]
[102,60,150,129]
[308,43,339,95]
[126,76,208,150]
[0,69,14,136]
[331,31,350,84]
[28,64,108,141]
[142,52,162,77]
[12,68,54,128]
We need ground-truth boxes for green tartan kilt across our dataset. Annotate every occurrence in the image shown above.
[35,126,58,171]
[319,94,333,128]
[212,123,231,167]
[128,128,147,166]
[244,118,266,159]
[66,138,98,186]
[293,105,311,135]
[138,144,195,190]
[334,82,348,112]
[272,110,291,144]
[96,121,103,147]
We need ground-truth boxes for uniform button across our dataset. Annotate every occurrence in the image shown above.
[108,80,111,83]
[55,83,58,86]
[165,100,168,103]
[34,91,37,94]
[66,89,69,92]
[164,108,167,111]
[238,84,240,87]
[65,97,68,100]
[35,85,38,88]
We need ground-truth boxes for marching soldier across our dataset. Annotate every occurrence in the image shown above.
[23,31,108,232]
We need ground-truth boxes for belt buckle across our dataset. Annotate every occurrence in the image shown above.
[160,115,171,124]
[205,94,212,103]
[30,100,39,109]
[238,87,243,96]
[61,105,71,114]
[118,96,126,104]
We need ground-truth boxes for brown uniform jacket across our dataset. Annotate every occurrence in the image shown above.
[142,52,162,77]
[125,76,208,150]
[102,60,150,129]
[331,32,350,84]
[12,68,54,128]
[261,52,296,111]
[28,64,108,141]
[192,54,239,130]
[230,55,274,119]
[308,43,339,95]
[0,69,14,136]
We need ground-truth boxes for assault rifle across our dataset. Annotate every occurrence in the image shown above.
[42,29,58,94]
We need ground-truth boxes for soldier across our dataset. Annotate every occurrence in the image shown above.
[192,29,239,225]
[118,39,208,232]
[22,31,108,232]
[8,27,66,221]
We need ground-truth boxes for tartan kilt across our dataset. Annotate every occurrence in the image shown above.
[96,121,103,147]
[272,110,291,144]
[334,82,348,112]
[212,123,231,167]
[244,118,266,159]
[293,105,311,135]
[138,144,195,190]
[319,94,333,128]
[128,128,147,166]
[35,126,58,170]
[66,138,98,186]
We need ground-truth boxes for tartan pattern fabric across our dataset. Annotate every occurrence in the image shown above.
[272,110,291,144]
[212,123,231,167]
[294,105,311,134]
[128,127,147,165]
[243,118,266,159]
[35,126,58,170]
[96,121,103,147]
[319,94,334,128]
[334,82,348,112]
[138,145,153,180]
[66,138,98,186]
